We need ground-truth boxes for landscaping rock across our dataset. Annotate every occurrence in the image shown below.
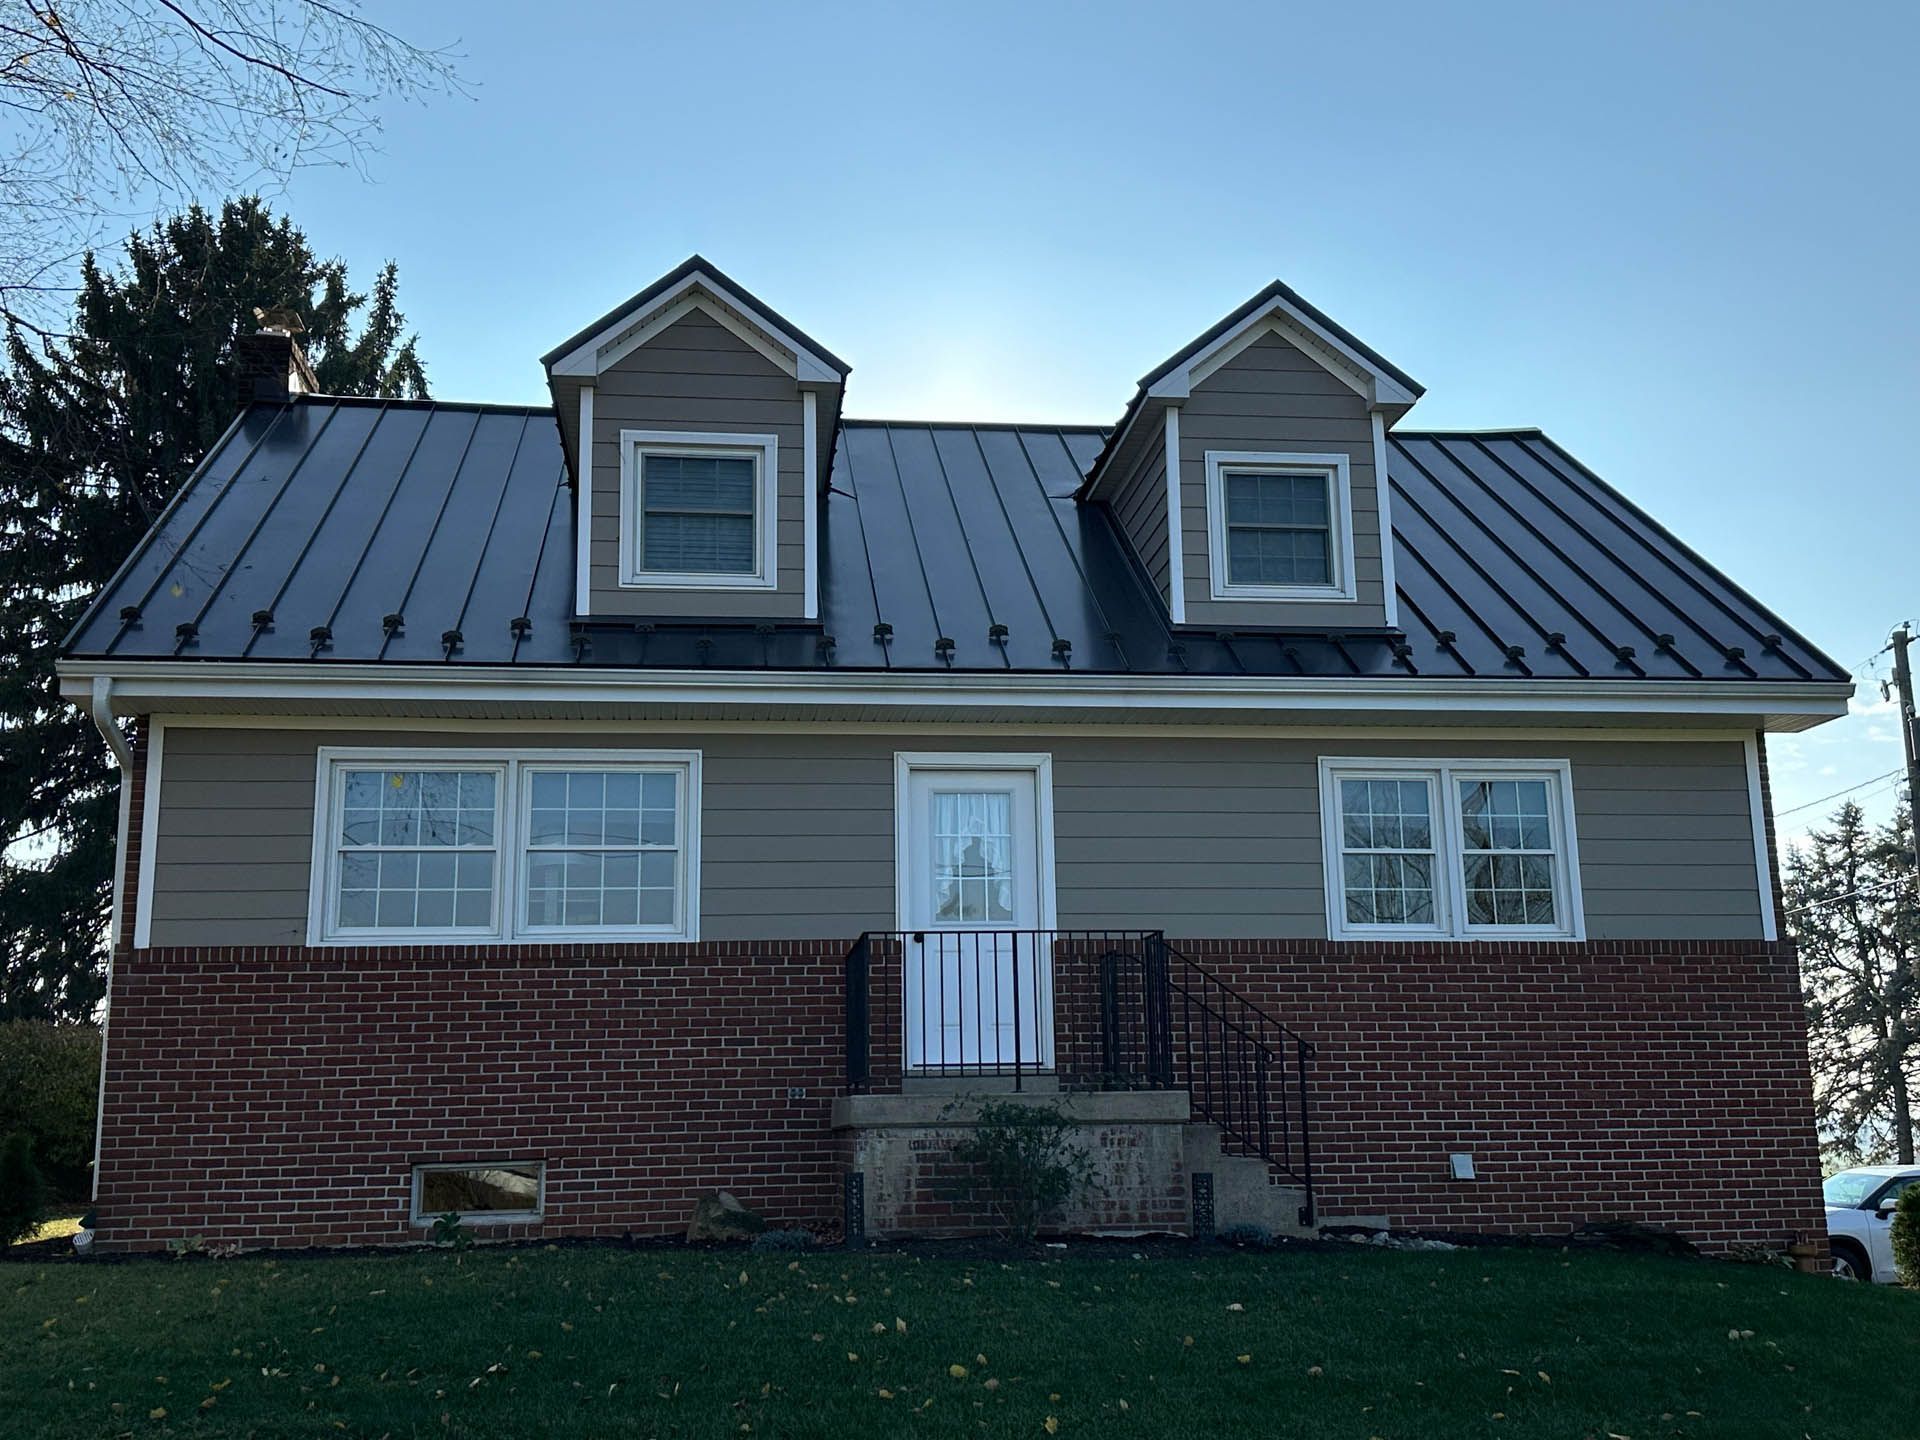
[687,1190,766,1242]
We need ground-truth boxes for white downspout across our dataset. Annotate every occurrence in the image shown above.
[86,675,132,1205]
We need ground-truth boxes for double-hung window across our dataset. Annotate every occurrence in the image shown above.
[619,430,778,589]
[313,749,700,944]
[1319,759,1582,940]
[1204,451,1356,601]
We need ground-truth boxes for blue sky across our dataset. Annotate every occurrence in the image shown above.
[270,0,1916,846]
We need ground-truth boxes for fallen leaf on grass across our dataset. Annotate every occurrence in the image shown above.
[1236,1354,1251,1366]
[949,1365,970,1379]
[148,1408,166,1420]
[1044,1419,1059,1435]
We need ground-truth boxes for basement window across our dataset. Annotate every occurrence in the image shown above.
[619,430,778,589]
[411,1163,543,1225]
[1318,758,1584,941]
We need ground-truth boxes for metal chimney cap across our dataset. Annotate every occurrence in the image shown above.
[252,306,306,336]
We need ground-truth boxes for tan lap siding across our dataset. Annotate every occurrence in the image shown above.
[147,728,1766,946]
[587,310,808,619]
[1179,330,1390,630]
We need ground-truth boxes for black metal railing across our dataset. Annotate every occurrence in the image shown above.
[843,929,1314,1203]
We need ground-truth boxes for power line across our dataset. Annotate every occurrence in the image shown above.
[1776,769,1904,818]
[1783,873,1917,919]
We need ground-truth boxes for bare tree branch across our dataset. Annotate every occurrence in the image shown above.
[0,0,463,336]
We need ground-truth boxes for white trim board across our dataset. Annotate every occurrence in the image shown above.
[892,751,1058,934]
[1163,406,1186,624]
[547,272,841,385]
[132,719,163,949]
[802,392,819,619]
[1744,733,1779,941]
[145,714,1759,742]
[1372,411,1400,631]
[1146,301,1419,413]
[574,385,594,617]
[61,661,1854,731]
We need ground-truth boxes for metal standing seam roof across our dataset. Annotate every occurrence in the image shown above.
[61,395,1846,684]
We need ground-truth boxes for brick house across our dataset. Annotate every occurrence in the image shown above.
[59,258,1850,1251]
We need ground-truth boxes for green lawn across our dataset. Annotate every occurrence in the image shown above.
[2,1242,1912,1438]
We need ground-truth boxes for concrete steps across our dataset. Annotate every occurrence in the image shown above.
[1181,1121,1314,1237]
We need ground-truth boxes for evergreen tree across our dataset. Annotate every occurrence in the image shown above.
[1786,800,1920,1164]
[0,197,429,1021]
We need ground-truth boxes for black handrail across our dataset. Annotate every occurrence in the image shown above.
[842,929,1315,1213]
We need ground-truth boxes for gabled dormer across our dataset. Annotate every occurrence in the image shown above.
[1080,282,1422,632]
[543,257,849,622]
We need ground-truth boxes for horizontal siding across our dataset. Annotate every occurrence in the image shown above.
[588,309,808,620]
[149,727,1765,946]
[1102,426,1170,602]
[1180,329,1391,630]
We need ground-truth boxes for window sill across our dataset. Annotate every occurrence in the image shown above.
[616,571,778,591]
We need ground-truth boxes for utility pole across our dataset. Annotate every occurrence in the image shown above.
[1892,625,1920,877]
[1886,624,1920,1162]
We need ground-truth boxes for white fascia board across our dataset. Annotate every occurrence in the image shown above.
[1160,301,1417,413]
[547,269,840,384]
[57,659,1853,728]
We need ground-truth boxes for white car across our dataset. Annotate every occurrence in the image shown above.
[1824,1165,1919,1282]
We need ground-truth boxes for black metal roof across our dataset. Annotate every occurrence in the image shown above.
[62,396,1844,684]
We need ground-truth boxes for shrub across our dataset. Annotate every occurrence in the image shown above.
[750,1227,817,1253]
[0,1132,47,1245]
[1892,1184,1920,1287]
[946,1096,1096,1243]
[429,1212,473,1251]
[0,1022,100,1202]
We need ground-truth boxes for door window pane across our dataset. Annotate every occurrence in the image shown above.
[932,790,1015,923]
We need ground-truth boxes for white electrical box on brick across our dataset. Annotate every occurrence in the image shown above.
[1448,1153,1476,1181]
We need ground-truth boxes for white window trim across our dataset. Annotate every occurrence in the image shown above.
[617,429,778,591]
[1318,757,1585,941]
[1205,450,1358,603]
[410,1161,545,1227]
[307,746,702,946]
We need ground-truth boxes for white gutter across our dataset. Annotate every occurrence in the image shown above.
[58,658,1853,728]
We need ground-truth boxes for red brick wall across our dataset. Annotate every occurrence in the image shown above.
[96,938,1825,1254]
[1185,938,1826,1252]
[97,943,847,1250]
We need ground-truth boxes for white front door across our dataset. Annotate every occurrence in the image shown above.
[900,765,1053,1073]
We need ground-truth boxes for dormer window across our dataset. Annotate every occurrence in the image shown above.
[618,430,778,590]
[1204,451,1357,602]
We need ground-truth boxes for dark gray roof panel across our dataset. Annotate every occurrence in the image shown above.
[64,397,1845,686]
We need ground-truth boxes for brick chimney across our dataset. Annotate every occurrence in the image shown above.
[233,307,319,403]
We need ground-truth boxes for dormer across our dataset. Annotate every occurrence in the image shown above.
[1079,281,1422,632]
[543,258,849,622]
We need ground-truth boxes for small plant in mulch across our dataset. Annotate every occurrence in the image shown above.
[429,1212,474,1251]
[1892,1184,1920,1287]
[1719,1242,1794,1269]
[944,1096,1097,1245]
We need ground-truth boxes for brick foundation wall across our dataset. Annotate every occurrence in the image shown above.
[97,943,847,1250]
[96,938,1825,1254]
[1185,939,1826,1252]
